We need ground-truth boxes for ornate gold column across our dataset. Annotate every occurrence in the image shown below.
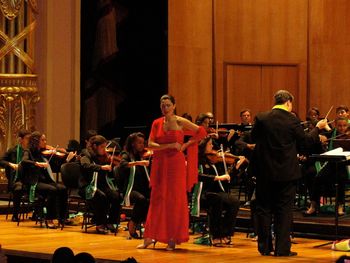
[0,0,39,154]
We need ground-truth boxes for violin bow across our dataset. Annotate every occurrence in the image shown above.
[220,144,229,176]
[325,131,350,142]
[106,141,112,149]
[47,145,59,163]
[110,146,116,166]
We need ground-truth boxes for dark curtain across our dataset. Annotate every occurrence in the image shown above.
[80,0,168,144]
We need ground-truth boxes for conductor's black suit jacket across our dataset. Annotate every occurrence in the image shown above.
[251,108,320,182]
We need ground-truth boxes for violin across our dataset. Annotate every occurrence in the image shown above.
[96,146,121,167]
[96,153,121,167]
[205,150,240,165]
[41,145,67,158]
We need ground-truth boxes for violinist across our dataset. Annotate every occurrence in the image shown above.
[0,129,31,221]
[307,107,320,122]
[118,132,151,239]
[79,135,121,234]
[21,131,69,228]
[80,130,98,158]
[305,117,350,216]
[196,136,240,247]
[336,105,350,124]
[195,113,218,137]
[65,139,81,162]
[181,113,193,122]
[205,112,215,125]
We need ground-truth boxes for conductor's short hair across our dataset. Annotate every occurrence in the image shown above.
[274,90,294,105]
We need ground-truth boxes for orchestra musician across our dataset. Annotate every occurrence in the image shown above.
[307,107,321,123]
[240,109,253,127]
[181,113,193,122]
[21,131,72,228]
[196,136,240,246]
[205,112,215,125]
[304,117,350,216]
[335,105,350,124]
[251,90,327,257]
[196,113,212,132]
[79,135,121,234]
[80,130,98,157]
[0,130,31,221]
[119,132,151,239]
[137,94,206,251]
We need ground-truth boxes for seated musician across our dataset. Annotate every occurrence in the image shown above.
[336,105,350,123]
[0,130,31,221]
[307,107,321,122]
[305,117,350,216]
[205,112,215,125]
[235,130,255,158]
[21,131,70,228]
[196,113,212,133]
[79,135,121,234]
[196,136,240,246]
[240,109,253,127]
[80,130,98,157]
[181,112,193,122]
[118,132,150,239]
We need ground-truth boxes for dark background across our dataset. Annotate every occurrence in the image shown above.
[80,0,168,145]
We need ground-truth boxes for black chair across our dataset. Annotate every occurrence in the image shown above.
[60,162,86,230]
[60,162,97,233]
[17,192,46,227]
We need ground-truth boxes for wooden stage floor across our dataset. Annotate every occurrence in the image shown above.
[0,215,349,263]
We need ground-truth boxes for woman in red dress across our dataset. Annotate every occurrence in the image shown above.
[137,94,206,250]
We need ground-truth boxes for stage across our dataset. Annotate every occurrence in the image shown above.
[0,215,349,263]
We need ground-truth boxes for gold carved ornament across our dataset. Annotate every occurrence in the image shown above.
[0,21,36,72]
[0,0,37,20]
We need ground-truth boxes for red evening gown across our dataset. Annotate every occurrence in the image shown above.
[144,117,206,244]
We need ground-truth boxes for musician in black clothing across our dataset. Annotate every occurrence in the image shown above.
[251,90,327,257]
[197,136,240,246]
[0,130,31,221]
[21,131,69,228]
[305,117,350,216]
[119,132,151,239]
[79,135,121,234]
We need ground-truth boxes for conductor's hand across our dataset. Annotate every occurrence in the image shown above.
[316,119,328,130]
[319,134,328,144]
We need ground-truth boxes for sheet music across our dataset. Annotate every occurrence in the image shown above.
[321,147,350,159]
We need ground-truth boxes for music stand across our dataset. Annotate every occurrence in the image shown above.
[310,154,350,248]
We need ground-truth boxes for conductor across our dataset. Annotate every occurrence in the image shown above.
[251,90,327,256]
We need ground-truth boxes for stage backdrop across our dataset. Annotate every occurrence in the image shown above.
[169,0,350,123]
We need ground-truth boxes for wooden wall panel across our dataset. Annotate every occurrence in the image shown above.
[225,64,299,123]
[261,65,299,111]
[309,0,350,120]
[225,65,261,122]
[169,0,350,123]
[215,0,308,122]
[168,0,212,118]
